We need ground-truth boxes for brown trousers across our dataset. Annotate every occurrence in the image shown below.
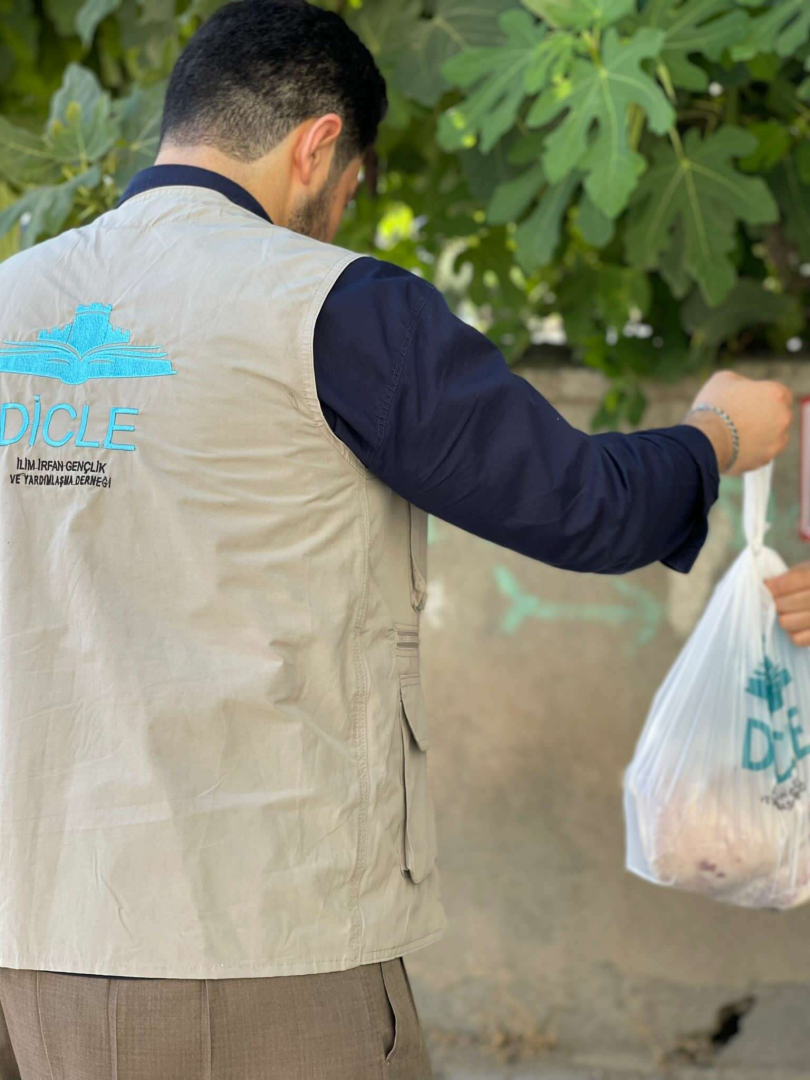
[0,957,433,1079]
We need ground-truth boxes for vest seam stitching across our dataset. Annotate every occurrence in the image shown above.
[298,251,369,477]
[348,469,372,961]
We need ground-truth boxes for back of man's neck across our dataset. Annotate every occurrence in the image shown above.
[153,147,279,222]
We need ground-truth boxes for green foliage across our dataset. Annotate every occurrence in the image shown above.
[0,0,808,429]
[48,64,119,164]
[641,0,750,92]
[625,126,778,305]
[377,0,515,108]
[731,0,810,62]
[437,11,571,153]
[0,167,100,247]
[526,27,674,217]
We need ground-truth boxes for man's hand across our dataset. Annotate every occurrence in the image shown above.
[766,564,810,647]
[685,371,793,475]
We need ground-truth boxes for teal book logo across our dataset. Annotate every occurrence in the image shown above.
[0,303,176,385]
[746,655,792,714]
[742,652,810,800]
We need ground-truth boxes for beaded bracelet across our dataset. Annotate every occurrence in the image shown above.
[687,404,740,473]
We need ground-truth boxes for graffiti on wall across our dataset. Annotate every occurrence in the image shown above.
[451,478,809,651]
[492,566,665,651]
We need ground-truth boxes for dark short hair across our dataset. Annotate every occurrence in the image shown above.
[160,0,387,171]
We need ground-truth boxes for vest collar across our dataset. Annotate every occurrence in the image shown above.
[117,164,273,225]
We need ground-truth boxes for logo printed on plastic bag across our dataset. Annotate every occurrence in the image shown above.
[624,464,810,909]
[744,650,810,808]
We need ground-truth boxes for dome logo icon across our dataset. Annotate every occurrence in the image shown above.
[0,303,176,385]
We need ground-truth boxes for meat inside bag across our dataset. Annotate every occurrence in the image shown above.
[624,463,810,910]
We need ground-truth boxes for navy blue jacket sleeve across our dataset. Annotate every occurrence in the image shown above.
[313,257,719,575]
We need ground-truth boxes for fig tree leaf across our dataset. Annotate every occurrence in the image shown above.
[43,0,85,37]
[0,167,100,249]
[113,80,165,186]
[439,10,575,153]
[514,171,579,270]
[737,120,792,173]
[346,0,422,73]
[394,0,514,107]
[46,63,119,164]
[625,125,779,306]
[527,28,674,218]
[577,194,615,246]
[0,117,62,186]
[487,161,546,224]
[732,0,810,63]
[770,152,810,260]
[520,0,635,32]
[75,0,123,46]
[640,0,750,91]
[682,277,798,346]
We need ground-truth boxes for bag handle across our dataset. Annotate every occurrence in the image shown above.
[743,462,773,553]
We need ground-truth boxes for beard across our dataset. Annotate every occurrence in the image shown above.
[287,176,336,241]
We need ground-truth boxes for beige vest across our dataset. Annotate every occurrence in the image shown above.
[0,186,446,978]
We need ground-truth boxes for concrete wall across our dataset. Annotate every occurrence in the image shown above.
[408,361,810,1079]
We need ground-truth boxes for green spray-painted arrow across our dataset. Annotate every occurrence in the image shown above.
[493,565,665,650]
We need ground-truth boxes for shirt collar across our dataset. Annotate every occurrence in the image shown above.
[117,164,273,225]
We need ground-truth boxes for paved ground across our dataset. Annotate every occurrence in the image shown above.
[427,1040,806,1080]
[433,1064,805,1079]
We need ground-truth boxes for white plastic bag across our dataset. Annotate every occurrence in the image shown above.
[624,463,810,910]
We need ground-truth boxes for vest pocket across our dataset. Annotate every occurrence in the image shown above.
[408,504,428,612]
[399,674,438,883]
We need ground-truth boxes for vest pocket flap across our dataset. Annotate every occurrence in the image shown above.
[398,677,437,883]
[400,678,429,751]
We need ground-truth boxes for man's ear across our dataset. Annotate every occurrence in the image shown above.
[293,114,343,187]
